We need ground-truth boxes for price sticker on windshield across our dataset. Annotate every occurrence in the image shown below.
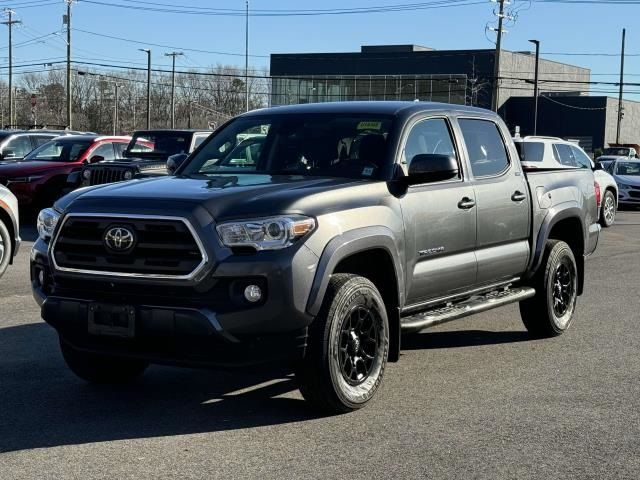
[357,121,382,131]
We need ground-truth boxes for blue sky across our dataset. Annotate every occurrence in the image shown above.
[1,1,639,97]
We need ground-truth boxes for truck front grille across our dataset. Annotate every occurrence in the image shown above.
[88,166,132,186]
[52,215,206,279]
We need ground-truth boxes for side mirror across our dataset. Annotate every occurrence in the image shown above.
[89,155,104,164]
[167,153,189,175]
[407,154,459,184]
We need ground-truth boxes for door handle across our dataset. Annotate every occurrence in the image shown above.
[511,191,527,202]
[458,197,476,210]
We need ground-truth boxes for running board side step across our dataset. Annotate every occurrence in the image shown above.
[400,287,536,333]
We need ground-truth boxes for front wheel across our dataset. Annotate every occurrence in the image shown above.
[296,274,389,414]
[60,338,149,384]
[600,190,616,227]
[520,240,578,338]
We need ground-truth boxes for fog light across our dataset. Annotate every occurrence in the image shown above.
[244,284,262,303]
[82,170,91,180]
[38,269,44,286]
[124,170,134,180]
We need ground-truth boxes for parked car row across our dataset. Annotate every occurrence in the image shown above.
[0,129,213,210]
[513,135,620,227]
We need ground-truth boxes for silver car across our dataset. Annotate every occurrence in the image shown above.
[607,160,640,207]
[0,184,20,278]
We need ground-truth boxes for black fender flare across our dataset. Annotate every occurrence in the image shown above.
[527,203,586,293]
[306,226,405,316]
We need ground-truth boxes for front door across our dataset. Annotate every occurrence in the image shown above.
[399,117,478,305]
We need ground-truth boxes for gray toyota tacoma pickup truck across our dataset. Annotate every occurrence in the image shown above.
[31,102,600,413]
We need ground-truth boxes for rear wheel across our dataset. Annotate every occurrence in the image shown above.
[600,190,616,227]
[520,240,578,338]
[296,274,389,413]
[0,219,12,279]
[60,338,148,384]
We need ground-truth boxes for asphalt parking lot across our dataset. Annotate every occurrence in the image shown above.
[1,212,639,479]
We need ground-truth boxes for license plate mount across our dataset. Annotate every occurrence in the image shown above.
[88,303,135,338]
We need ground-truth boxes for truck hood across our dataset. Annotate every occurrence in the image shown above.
[60,174,381,221]
[0,160,69,177]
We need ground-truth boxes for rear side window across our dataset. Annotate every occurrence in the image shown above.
[570,145,592,169]
[31,135,55,147]
[514,142,545,162]
[458,119,509,177]
[553,144,576,167]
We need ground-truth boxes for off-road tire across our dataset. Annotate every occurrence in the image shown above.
[60,337,149,384]
[520,240,578,338]
[296,274,389,414]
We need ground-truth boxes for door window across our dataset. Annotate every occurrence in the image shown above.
[114,142,128,158]
[553,144,577,167]
[403,118,458,177]
[89,143,116,162]
[3,136,33,159]
[570,145,592,169]
[30,135,55,147]
[458,119,509,177]
[192,133,210,151]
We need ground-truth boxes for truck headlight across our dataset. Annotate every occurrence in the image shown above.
[216,215,316,251]
[37,208,61,240]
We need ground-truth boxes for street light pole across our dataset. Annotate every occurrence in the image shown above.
[113,83,121,135]
[529,39,540,136]
[165,51,183,129]
[616,28,626,145]
[139,48,151,129]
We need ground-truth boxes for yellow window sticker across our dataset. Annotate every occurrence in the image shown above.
[357,121,382,131]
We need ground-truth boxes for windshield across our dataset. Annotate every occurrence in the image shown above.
[615,162,640,176]
[181,114,395,180]
[603,148,631,156]
[124,132,190,158]
[23,138,93,163]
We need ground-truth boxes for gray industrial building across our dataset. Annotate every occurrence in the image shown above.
[269,44,591,109]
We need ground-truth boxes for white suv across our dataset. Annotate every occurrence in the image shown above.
[513,136,618,227]
[0,184,19,278]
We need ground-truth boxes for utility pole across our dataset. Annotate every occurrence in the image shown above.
[491,0,507,112]
[139,48,151,129]
[529,39,540,135]
[616,28,626,145]
[2,9,21,127]
[113,83,121,135]
[64,0,73,129]
[165,51,183,129]
[245,0,250,112]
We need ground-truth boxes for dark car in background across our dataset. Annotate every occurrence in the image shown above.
[0,131,63,163]
[81,129,212,187]
[0,135,132,209]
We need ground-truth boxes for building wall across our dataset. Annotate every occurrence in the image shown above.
[500,96,608,151]
[498,52,591,108]
[604,97,640,147]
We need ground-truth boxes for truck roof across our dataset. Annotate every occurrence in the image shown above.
[242,101,493,118]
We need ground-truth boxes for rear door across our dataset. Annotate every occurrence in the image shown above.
[456,117,531,285]
[399,116,478,305]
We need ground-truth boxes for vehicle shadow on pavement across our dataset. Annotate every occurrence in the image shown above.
[401,329,532,350]
[0,323,327,453]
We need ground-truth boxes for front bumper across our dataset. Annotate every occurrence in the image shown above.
[31,227,318,367]
[618,188,640,205]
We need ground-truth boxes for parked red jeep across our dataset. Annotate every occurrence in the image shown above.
[0,135,132,208]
